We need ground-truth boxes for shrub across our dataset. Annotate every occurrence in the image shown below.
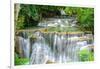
[15,53,29,65]
[79,48,94,61]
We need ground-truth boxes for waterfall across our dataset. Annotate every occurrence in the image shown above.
[29,32,52,64]
[18,36,30,58]
[16,31,93,64]
[16,17,93,64]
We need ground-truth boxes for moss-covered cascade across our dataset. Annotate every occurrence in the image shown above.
[15,4,65,30]
[14,30,94,65]
[15,3,94,34]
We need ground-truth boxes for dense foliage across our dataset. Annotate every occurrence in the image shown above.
[15,53,29,65]
[64,7,94,33]
[79,49,94,61]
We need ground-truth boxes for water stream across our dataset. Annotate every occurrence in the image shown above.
[16,31,93,64]
[15,17,93,64]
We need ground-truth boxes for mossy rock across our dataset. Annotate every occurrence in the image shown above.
[46,60,55,64]
[30,35,37,40]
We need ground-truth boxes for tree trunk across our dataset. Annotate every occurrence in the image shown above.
[14,4,21,31]
[14,4,20,22]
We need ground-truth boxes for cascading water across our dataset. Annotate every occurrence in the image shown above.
[29,32,52,64]
[16,17,93,64]
[18,36,30,58]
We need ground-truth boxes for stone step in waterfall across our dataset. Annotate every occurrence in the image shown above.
[15,31,94,64]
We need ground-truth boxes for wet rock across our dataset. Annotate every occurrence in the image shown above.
[15,36,24,58]
[15,31,28,39]
[46,60,55,64]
